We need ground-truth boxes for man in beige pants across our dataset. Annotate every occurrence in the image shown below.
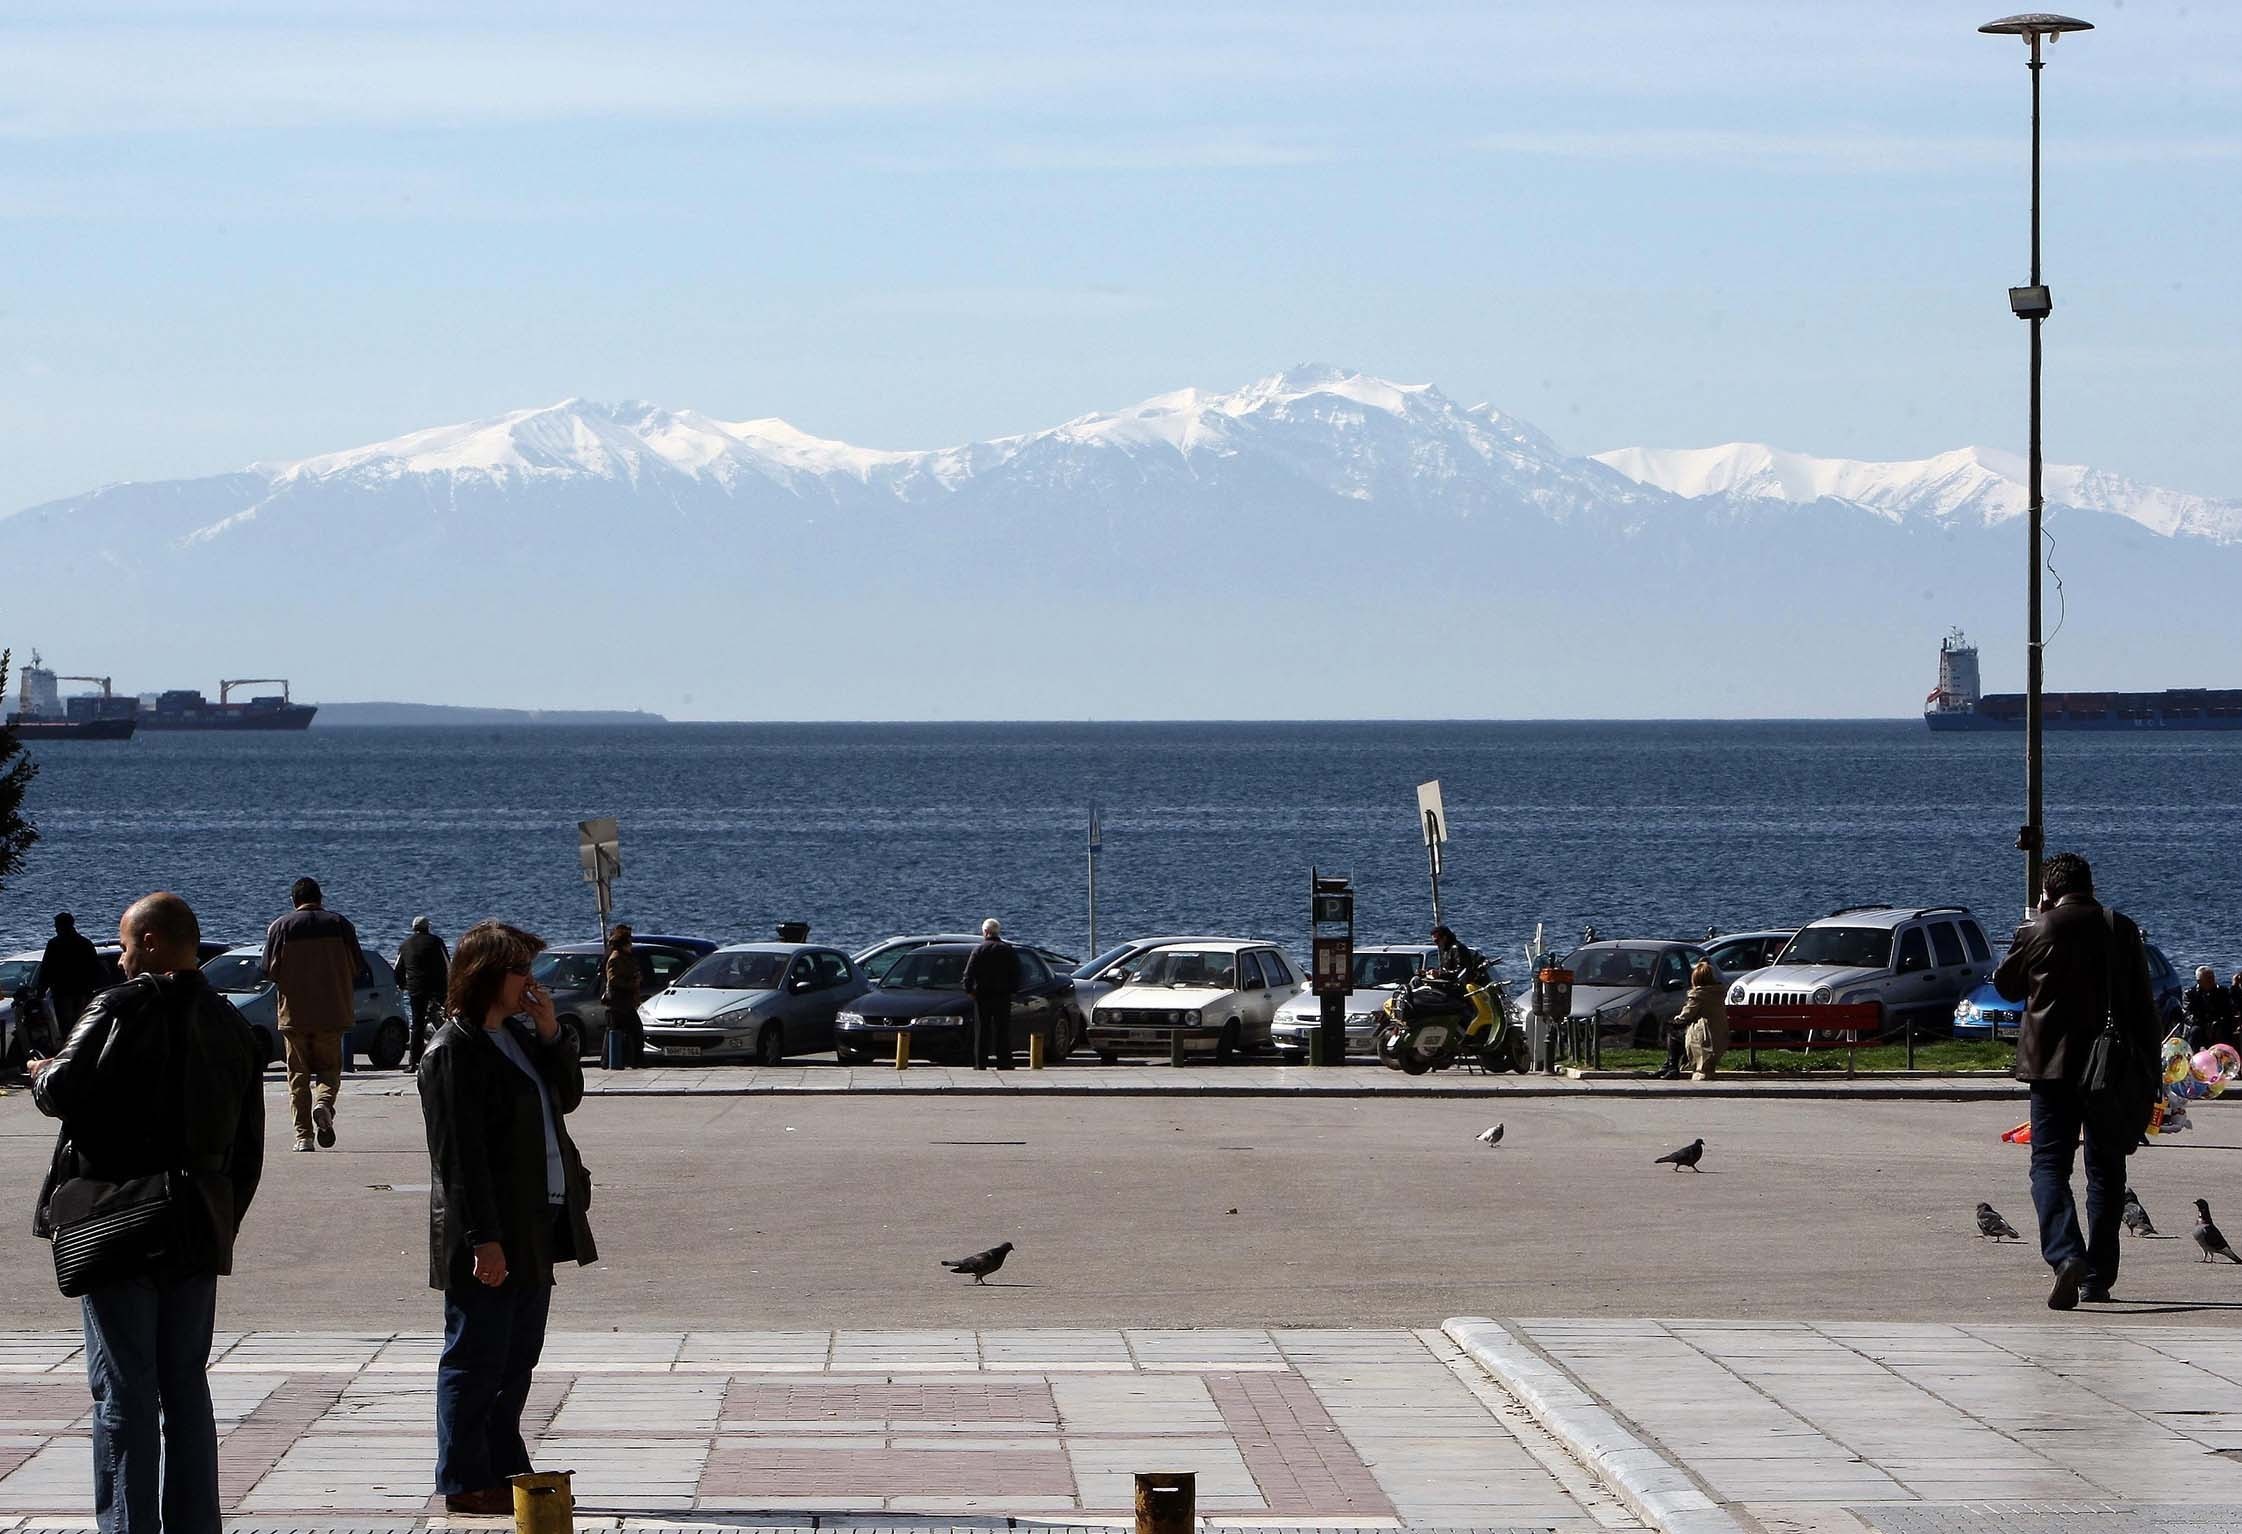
[262,876,367,1151]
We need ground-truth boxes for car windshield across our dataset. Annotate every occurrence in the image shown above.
[1129,949,1239,989]
[1355,952,1427,988]
[0,958,39,991]
[1564,946,1662,988]
[885,951,969,990]
[530,953,603,990]
[201,953,266,992]
[1779,926,1893,969]
[1075,942,1142,979]
[675,951,790,990]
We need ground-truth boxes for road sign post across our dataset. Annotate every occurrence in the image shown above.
[578,817,621,943]
[1310,869,1354,1068]
[1087,805,1102,957]
[1415,780,1448,931]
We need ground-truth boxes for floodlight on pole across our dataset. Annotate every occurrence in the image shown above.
[1977,11,2092,917]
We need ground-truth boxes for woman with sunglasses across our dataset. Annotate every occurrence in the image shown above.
[416,921,599,1515]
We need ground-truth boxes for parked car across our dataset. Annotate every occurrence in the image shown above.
[1516,939,1715,1048]
[531,935,715,1057]
[834,941,1085,1064]
[201,944,411,1068]
[1270,943,1444,1062]
[1730,905,1995,1037]
[1700,929,1796,978]
[855,932,1078,986]
[1953,938,2185,1040]
[639,942,865,1064]
[1068,935,1226,1022]
[1088,940,1305,1063]
[0,949,45,1064]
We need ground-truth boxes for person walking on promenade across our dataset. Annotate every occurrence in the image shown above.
[31,892,264,1534]
[962,918,1019,1070]
[2183,966,2236,1049]
[599,925,642,1069]
[1666,960,1729,1080]
[417,921,597,1516]
[1992,852,2160,1310]
[261,877,366,1153]
[395,918,450,1072]
[37,912,105,1039]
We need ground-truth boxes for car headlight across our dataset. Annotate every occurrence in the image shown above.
[836,1011,865,1027]
[1346,1011,1376,1024]
[716,1005,762,1025]
[1954,1000,1979,1022]
[1812,987,1833,1004]
[1728,983,1746,1004]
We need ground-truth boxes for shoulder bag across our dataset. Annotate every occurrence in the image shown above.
[2081,909,2158,1142]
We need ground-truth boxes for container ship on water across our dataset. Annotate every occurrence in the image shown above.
[138,679,317,731]
[6,655,315,737]
[1924,630,2242,731]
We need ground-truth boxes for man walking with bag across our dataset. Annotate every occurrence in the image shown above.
[1992,852,2160,1309]
[31,892,265,1534]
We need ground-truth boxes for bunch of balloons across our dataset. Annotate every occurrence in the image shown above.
[2165,1037,2241,1101]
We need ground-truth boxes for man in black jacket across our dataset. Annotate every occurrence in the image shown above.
[961,919,1020,1070]
[1992,852,2159,1310]
[395,917,450,1071]
[32,892,264,1534]
[36,912,105,1036]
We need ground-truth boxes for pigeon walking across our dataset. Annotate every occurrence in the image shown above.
[941,1241,1015,1284]
[1476,1124,1504,1147]
[2193,1200,2240,1264]
[1654,1138,1705,1172]
[1975,1202,2020,1241]
[2122,1188,2157,1238]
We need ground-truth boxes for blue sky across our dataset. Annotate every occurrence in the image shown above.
[3,0,2237,511]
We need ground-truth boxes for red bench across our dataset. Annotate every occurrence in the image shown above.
[1723,1002,1883,1075]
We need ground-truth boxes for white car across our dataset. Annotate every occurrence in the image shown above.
[640,942,866,1064]
[1088,940,1305,1063]
[1270,943,1443,1062]
[1729,905,1996,1035]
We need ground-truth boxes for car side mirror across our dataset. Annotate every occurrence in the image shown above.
[789,979,812,993]
[1662,977,1684,992]
[1104,968,1128,985]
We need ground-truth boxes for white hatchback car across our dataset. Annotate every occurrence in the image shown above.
[1088,940,1305,1063]
[1729,905,1996,1036]
[1270,943,1443,1062]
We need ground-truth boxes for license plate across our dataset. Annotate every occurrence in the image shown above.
[655,1041,706,1055]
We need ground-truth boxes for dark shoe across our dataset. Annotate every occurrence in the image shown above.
[313,1103,336,1148]
[2048,1257,2091,1311]
[292,1136,315,1153]
[443,1487,513,1515]
[2081,1284,2115,1303]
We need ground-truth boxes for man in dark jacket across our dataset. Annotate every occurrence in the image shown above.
[395,917,450,1071]
[1992,852,2159,1310]
[961,919,1020,1070]
[263,877,367,1151]
[36,912,105,1036]
[2183,967,2236,1049]
[32,892,264,1534]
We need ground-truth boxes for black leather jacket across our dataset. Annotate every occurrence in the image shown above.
[1993,895,2158,1083]
[31,970,265,1275]
[417,1015,597,1290]
[394,931,450,999]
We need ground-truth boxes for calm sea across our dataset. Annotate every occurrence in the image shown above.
[5,722,2239,973]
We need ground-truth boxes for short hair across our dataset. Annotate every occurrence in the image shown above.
[411,915,431,933]
[54,913,73,932]
[2041,852,2093,900]
[290,877,323,908]
[981,918,1001,938]
[2201,967,2219,985]
[608,925,632,947]
[1431,925,1457,946]
[122,892,200,954]
[447,921,547,1025]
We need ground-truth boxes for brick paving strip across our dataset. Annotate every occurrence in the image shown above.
[0,1329,1629,1532]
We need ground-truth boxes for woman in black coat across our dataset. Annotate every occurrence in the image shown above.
[416,922,597,1515]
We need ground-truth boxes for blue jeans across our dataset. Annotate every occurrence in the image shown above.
[435,1278,552,1495]
[81,1271,220,1534]
[2029,1080,2126,1288]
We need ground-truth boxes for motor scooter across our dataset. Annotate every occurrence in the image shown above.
[1375,963,1530,1074]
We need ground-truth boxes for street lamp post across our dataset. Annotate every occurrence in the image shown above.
[1979,11,2092,916]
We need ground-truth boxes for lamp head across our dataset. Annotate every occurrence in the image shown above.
[1979,13,2094,43]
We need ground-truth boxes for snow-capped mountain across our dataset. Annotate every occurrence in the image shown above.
[1593,442,2242,545]
[4,366,2236,718]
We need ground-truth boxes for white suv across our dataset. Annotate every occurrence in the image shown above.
[1729,906,1996,1034]
[1089,941,1305,1063]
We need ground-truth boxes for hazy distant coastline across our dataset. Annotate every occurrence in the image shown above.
[315,702,667,727]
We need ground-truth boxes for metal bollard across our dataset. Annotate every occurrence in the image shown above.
[1134,1470,1194,1534]
[511,1470,573,1534]
[1029,1031,1046,1070]
[894,1032,910,1070]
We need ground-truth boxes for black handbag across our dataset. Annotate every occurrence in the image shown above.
[2082,911,2158,1140]
[46,1171,186,1298]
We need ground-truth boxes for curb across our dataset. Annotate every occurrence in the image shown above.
[1443,1317,1745,1534]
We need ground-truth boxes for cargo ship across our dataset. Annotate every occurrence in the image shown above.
[137,678,316,732]
[1925,630,2242,731]
[5,654,137,741]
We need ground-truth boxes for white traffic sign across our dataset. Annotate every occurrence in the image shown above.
[1416,780,1448,845]
[578,817,621,884]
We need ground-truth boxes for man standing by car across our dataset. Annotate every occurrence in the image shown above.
[37,912,105,1038]
[395,917,450,1072]
[32,892,264,1534]
[600,925,642,1069]
[262,877,366,1153]
[1993,852,2159,1310]
[962,919,1019,1070]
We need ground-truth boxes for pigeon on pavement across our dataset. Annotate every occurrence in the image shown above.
[1975,1202,2021,1241]
[1654,1138,1705,1171]
[941,1241,1015,1284]
[2122,1188,2157,1238]
[1477,1124,1504,1147]
[2193,1200,2241,1263]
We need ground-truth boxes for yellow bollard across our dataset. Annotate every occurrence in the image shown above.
[1134,1470,1195,1534]
[894,1031,910,1070]
[511,1470,573,1534]
[1029,1031,1046,1071]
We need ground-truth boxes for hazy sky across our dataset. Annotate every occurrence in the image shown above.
[4,1,2237,511]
